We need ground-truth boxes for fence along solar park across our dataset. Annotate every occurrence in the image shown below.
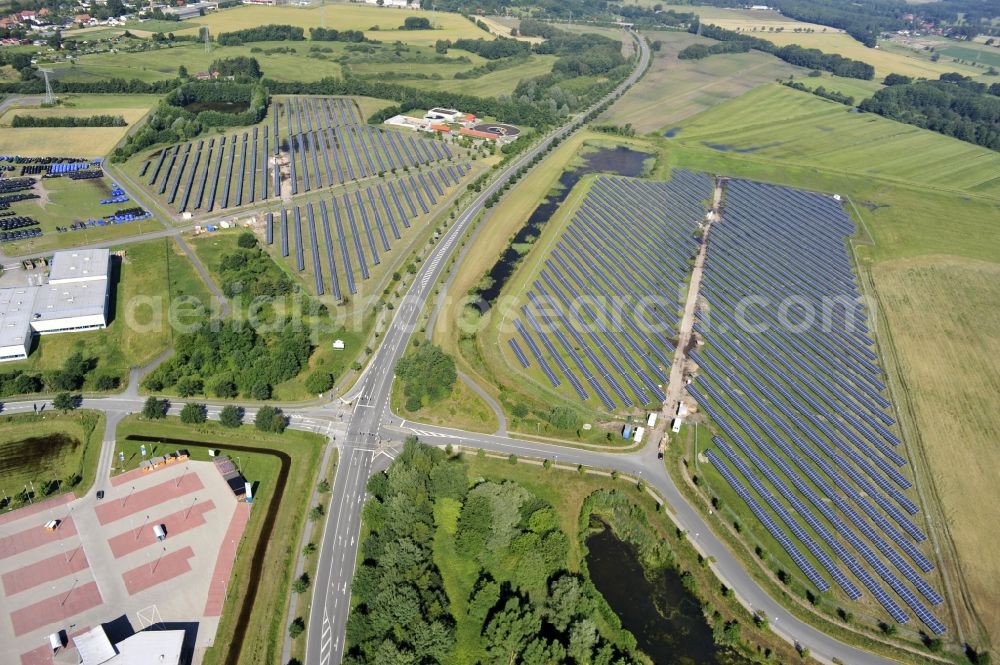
[498,170,948,635]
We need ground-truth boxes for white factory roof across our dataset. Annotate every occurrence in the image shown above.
[47,248,110,284]
[31,280,107,322]
[0,287,36,350]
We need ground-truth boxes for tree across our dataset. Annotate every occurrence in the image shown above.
[180,402,207,424]
[305,371,334,394]
[395,343,456,406]
[53,392,77,412]
[401,16,431,30]
[178,64,189,78]
[142,396,169,419]
[255,405,286,433]
[219,404,243,428]
[309,504,325,521]
[237,231,257,248]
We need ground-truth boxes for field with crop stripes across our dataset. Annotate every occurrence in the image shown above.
[671,84,1000,198]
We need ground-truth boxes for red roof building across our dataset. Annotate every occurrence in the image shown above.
[460,127,500,140]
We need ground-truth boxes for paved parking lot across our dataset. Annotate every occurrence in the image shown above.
[0,459,250,664]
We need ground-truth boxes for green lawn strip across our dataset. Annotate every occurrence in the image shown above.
[114,415,323,665]
[0,410,104,507]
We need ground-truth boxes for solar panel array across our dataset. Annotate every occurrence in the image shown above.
[695,179,945,634]
[266,164,471,298]
[144,96,458,214]
[504,171,713,409]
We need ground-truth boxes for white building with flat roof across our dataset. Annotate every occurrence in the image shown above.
[47,248,110,284]
[0,249,112,362]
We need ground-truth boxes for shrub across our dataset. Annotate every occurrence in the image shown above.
[304,371,334,394]
[142,396,169,419]
[180,402,207,424]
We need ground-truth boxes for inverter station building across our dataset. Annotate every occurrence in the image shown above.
[0,248,112,361]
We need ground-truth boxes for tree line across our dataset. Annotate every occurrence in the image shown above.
[781,79,855,106]
[11,114,126,127]
[689,23,875,80]
[309,27,367,43]
[859,73,1000,150]
[217,24,306,46]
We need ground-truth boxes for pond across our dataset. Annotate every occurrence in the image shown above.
[586,525,753,665]
[476,145,653,307]
[182,100,250,114]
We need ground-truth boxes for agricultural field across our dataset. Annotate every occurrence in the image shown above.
[2,237,211,383]
[0,411,105,506]
[654,3,836,32]
[0,94,158,157]
[872,256,1000,646]
[599,31,799,132]
[669,84,1000,198]
[174,3,488,45]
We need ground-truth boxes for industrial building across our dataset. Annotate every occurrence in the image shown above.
[72,625,186,665]
[0,249,111,362]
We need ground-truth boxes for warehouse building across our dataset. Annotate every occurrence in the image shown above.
[0,249,111,362]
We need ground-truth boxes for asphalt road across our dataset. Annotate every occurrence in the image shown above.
[0,32,910,665]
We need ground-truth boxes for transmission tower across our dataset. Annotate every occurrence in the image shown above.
[38,68,55,105]
[204,28,211,54]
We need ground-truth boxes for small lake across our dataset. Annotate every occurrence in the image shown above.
[476,145,653,307]
[586,526,753,665]
[183,100,249,114]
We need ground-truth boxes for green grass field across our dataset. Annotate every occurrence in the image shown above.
[670,83,1000,198]
[114,416,324,665]
[0,411,104,507]
[3,237,211,384]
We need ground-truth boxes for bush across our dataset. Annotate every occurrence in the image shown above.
[219,404,243,428]
[288,617,305,638]
[237,232,257,248]
[309,504,325,521]
[94,374,120,391]
[291,573,311,593]
[304,371,334,394]
[180,402,207,424]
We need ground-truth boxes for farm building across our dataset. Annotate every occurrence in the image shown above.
[0,249,111,362]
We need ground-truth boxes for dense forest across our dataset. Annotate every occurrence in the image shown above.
[860,74,1000,149]
[690,23,876,79]
[345,441,643,665]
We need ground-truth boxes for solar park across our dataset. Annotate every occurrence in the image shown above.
[265,161,473,298]
[499,172,947,635]
[141,96,461,215]
[501,170,713,410]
